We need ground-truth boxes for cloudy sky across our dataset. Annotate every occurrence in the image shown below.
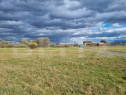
[0,0,126,43]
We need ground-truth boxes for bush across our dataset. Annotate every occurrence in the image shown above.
[6,44,15,48]
[101,40,107,43]
[16,43,28,48]
[29,42,38,49]
[33,37,50,47]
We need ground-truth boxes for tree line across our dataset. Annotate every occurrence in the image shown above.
[0,37,50,49]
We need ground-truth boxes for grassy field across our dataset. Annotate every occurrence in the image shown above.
[0,48,126,95]
[85,46,126,54]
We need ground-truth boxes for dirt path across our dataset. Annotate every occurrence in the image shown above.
[85,49,126,57]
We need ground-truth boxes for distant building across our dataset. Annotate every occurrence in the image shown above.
[54,43,60,47]
[55,43,60,46]
[83,41,94,46]
[97,42,105,46]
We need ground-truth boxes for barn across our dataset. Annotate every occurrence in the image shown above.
[97,42,105,46]
[83,41,94,46]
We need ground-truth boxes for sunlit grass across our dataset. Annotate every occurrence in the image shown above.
[85,46,126,53]
[0,48,126,95]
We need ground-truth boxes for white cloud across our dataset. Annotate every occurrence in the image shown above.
[0,28,12,31]
[0,0,126,43]
[112,23,122,27]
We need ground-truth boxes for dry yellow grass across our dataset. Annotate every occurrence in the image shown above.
[0,48,126,95]
[86,46,126,53]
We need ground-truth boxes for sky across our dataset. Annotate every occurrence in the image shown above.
[0,0,126,44]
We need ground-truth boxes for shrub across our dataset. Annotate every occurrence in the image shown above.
[21,39,29,46]
[29,42,38,49]
[0,40,9,48]
[6,44,15,48]
[16,43,28,48]
[101,40,107,43]
[33,37,50,47]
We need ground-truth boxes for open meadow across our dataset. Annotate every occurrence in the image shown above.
[85,46,126,54]
[0,48,126,95]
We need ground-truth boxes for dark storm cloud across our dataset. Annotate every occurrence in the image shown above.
[0,0,126,43]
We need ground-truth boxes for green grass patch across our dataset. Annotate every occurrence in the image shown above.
[0,48,126,95]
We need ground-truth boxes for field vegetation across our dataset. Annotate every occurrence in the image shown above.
[0,48,126,95]
[86,46,126,54]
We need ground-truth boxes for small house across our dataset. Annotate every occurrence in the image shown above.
[83,41,93,46]
[54,43,61,47]
[97,42,105,46]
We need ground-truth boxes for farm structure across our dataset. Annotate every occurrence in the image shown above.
[83,41,94,46]
[97,42,105,46]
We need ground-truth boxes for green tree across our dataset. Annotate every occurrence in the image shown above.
[101,40,107,43]
[21,39,29,46]
[73,42,79,47]
[0,40,9,45]
[29,42,38,49]
[16,43,27,48]
[34,37,50,47]
[34,38,42,47]
[0,40,9,48]
[42,38,50,47]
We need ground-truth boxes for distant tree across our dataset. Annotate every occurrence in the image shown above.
[16,43,27,48]
[33,37,50,47]
[116,42,122,45]
[122,42,125,46]
[42,38,50,47]
[50,44,55,47]
[101,40,107,43]
[60,44,70,47]
[34,38,42,47]
[6,44,15,48]
[0,40,9,45]
[21,39,29,46]
[0,40,9,48]
[73,42,79,47]
[29,42,38,49]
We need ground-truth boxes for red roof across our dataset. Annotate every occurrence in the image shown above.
[98,42,104,45]
[83,41,92,43]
